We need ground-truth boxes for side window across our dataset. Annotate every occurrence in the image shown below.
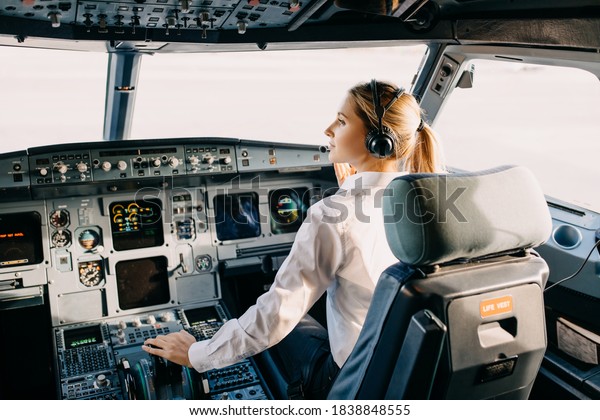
[434,60,600,213]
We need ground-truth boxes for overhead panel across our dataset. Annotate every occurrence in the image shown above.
[1,1,76,25]
[76,0,236,35]
[1,1,310,35]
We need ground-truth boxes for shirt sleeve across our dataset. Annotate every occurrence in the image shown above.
[188,201,345,372]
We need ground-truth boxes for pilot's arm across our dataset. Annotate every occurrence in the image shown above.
[143,200,344,372]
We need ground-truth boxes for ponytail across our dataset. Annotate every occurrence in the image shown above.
[403,123,444,174]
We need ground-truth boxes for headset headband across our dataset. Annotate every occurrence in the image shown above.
[370,79,405,132]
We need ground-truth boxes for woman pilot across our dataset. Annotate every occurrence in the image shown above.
[143,80,444,399]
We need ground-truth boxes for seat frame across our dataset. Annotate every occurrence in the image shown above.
[327,250,549,400]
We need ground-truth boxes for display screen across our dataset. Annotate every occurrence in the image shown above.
[64,325,103,349]
[269,188,309,235]
[0,211,43,268]
[109,199,164,251]
[213,193,261,241]
[185,306,221,327]
[116,256,170,310]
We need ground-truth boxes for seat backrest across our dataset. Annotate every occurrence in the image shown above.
[327,165,552,400]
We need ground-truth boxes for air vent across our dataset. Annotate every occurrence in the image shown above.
[495,55,523,62]
[547,201,586,217]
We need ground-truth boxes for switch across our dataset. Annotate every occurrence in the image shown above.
[48,12,62,28]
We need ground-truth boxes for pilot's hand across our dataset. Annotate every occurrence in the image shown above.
[334,163,357,187]
[142,330,196,368]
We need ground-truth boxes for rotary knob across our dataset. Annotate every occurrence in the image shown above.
[39,168,48,177]
[101,161,112,172]
[220,156,232,165]
[188,155,199,165]
[55,162,68,174]
[117,160,127,171]
[147,315,156,325]
[202,153,215,165]
[76,162,88,173]
[95,374,109,388]
[151,158,161,168]
[168,157,180,168]
[118,320,127,330]
[132,317,142,328]
[160,312,173,322]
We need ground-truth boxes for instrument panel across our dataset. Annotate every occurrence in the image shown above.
[55,305,271,400]
[0,138,334,400]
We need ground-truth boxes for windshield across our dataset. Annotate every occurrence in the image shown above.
[132,45,427,145]
[0,45,427,152]
[0,47,107,150]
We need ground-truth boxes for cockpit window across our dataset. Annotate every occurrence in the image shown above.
[435,60,600,214]
[130,45,428,144]
[0,47,107,150]
[0,45,426,151]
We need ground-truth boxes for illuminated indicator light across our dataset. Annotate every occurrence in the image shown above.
[1,259,28,266]
[269,157,277,165]
[0,232,25,238]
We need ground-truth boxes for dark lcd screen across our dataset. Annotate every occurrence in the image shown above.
[269,188,309,235]
[64,325,103,349]
[109,199,164,251]
[185,306,221,327]
[0,211,43,268]
[213,193,261,241]
[116,256,170,310]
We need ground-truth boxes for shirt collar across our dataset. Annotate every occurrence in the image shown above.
[339,171,408,191]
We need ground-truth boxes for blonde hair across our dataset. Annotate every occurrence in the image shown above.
[347,81,444,173]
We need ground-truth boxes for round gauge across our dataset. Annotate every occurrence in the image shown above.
[51,230,71,248]
[49,209,70,228]
[78,229,100,250]
[78,261,104,287]
[195,255,212,272]
[112,204,124,215]
[275,195,300,223]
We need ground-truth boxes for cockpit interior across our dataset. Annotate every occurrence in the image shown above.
[0,0,600,400]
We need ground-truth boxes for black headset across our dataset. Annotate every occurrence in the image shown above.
[365,79,405,158]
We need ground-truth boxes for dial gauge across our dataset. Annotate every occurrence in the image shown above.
[78,229,100,250]
[78,260,104,287]
[49,209,70,228]
[195,254,212,272]
[51,230,71,248]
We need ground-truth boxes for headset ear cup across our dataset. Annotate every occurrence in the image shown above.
[365,126,395,158]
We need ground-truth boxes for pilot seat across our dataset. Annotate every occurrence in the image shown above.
[326,165,553,399]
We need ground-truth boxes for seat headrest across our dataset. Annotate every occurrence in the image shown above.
[382,165,552,267]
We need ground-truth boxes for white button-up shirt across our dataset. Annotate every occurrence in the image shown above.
[188,171,406,372]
